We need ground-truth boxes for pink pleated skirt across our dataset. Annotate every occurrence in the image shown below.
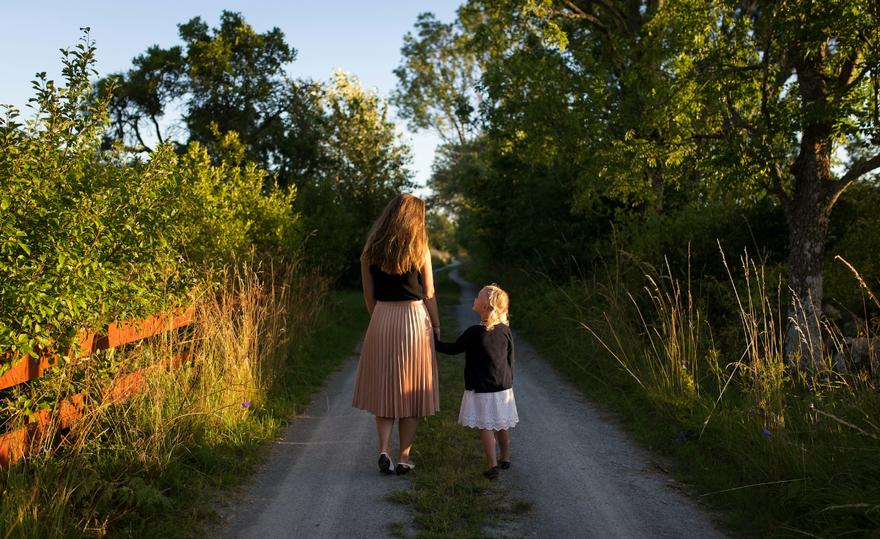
[352,300,439,418]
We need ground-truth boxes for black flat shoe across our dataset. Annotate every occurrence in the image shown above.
[395,462,414,475]
[500,460,511,470]
[483,466,499,479]
[378,452,393,475]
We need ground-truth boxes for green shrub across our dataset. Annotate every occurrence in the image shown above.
[0,33,301,365]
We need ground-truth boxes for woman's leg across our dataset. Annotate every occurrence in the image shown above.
[495,429,510,462]
[398,417,419,463]
[480,429,498,469]
[376,416,394,455]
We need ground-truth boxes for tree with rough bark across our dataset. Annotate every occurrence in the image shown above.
[696,0,880,366]
[479,0,880,366]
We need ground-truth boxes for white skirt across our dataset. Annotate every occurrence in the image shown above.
[458,388,519,430]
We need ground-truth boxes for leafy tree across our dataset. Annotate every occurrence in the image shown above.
[297,71,414,279]
[392,11,484,145]
[427,209,460,257]
[97,10,323,178]
[0,31,301,361]
[101,13,417,280]
[693,0,880,364]
[98,44,185,152]
[403,1,880,366]
[508,0,880,363]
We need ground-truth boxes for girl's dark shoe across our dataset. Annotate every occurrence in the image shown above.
[395,462,415,475]
[483,466,499,479]
[499,460,511,470]
[378,452,393,475]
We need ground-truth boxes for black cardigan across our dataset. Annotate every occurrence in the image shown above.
[435,324,514,393]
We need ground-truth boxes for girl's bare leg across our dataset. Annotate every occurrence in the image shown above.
[376,416,394,455]
[495,429,510,462]
[398,417,419,463]
[480,429,498,468]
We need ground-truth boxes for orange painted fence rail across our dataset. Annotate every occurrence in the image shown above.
[0,307,194,469]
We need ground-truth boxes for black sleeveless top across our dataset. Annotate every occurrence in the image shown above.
[370,265,425,301]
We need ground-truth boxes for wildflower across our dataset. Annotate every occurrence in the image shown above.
[242,401,251,409]
[761,428,773,438]
[808,402,815,411]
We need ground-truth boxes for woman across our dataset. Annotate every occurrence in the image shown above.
[352,194,440,475]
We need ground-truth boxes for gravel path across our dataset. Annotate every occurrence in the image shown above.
[217,266,727,538]
[214,346,411,538]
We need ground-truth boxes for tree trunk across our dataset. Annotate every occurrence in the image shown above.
[784,188,831,370]
[784,125,833,370]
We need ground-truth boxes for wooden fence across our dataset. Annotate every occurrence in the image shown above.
[0,307,194,469]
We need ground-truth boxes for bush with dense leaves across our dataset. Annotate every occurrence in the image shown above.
[0,34,301,365]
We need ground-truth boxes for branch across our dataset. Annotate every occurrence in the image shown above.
[559,1,609,35]
[150,114,164,145]
[590,0,629,34]
[834,152,880,197]
[723,95,757,134]
[836,52,859,90]
[691,133,725,141]
[770,162,790,204]
[834,63,873,105]
[130,117,153,153]
[647,0,666,15]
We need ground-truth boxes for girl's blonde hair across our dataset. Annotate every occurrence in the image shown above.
[361,194,428,274]
[483,284,510,330]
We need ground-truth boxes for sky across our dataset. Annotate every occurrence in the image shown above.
[0,1,463,192]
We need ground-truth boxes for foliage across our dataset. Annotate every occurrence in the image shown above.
[0,32,301,362]
[825,181,880,310]
[397,1,880,355]
[296,71,414,280]
[426,209,459,257]
[392,11,483,145]
[0,264,349,537]
[102,12,417,281]
[98,11,298,163]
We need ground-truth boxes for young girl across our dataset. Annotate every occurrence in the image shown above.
[435,284,518,479]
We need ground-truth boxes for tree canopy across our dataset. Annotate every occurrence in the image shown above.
[100,11,415,279]
[395,0,880,365]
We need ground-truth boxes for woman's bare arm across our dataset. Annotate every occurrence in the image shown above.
[421,249,440,334]
[361,258,376,316]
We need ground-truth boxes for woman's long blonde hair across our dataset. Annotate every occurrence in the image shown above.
[361,194,428,274]
[483,284,510,330]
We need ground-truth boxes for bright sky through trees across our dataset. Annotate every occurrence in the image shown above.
[0,0,461,192]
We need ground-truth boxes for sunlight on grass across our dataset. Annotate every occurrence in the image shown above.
[0,265,367,537]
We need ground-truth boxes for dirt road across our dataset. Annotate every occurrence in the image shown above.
[217,267,726,538]
[215,347,412,538]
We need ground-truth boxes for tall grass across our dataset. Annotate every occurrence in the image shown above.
[0,262,327,537]
[499,247,880,536]
[582,252,710,405]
